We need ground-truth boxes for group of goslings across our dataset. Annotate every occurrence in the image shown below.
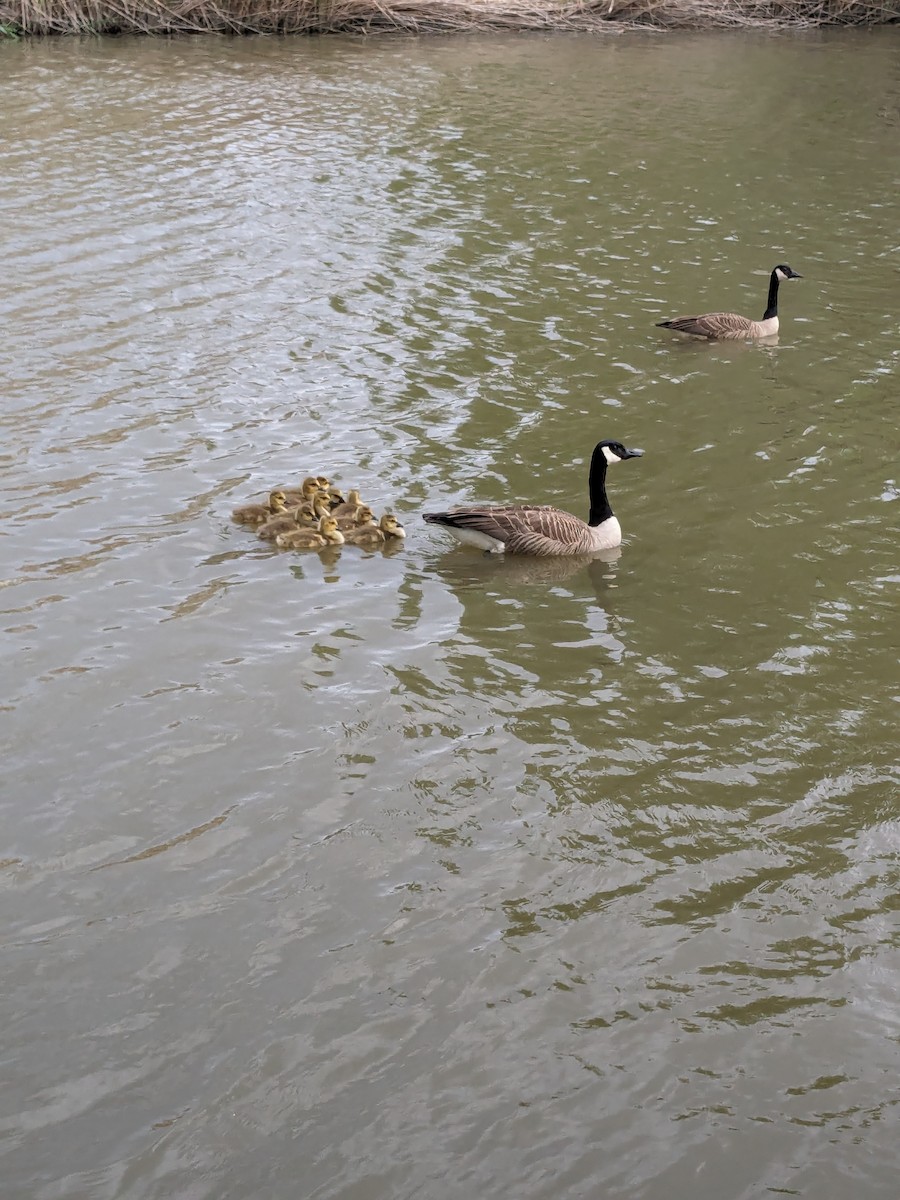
[232,476,405,553]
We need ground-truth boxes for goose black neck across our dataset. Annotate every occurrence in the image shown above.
[763,269,780,321]
[587,446,613,527]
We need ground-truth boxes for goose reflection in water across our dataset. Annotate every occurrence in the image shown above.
[427,546,621,590]
[425,544,631,702]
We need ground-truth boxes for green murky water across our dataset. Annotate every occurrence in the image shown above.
[1,30,898,1200]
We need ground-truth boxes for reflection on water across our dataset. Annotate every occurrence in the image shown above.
[429,546,621,588]
[1,28,899,1200]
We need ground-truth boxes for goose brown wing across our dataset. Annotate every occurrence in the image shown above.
[429,505,591,555]
[658,311,754,337]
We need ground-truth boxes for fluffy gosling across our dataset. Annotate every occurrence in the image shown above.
[232,490,288,526]
[276,515,345,551]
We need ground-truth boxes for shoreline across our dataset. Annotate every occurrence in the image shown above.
[1,0,898,38]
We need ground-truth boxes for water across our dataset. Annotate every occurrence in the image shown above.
[1,29,899,1200]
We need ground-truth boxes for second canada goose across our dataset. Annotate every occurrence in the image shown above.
[423,440,643,556]
[656,264,802,340]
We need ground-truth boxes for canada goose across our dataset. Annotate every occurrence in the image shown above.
[232,490,288,526]
[276,515,344,551]
[656,264,802,340]
[335,504,375,531]
[423,440,643,556]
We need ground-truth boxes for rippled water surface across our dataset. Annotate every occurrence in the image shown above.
[2,29,899,1200]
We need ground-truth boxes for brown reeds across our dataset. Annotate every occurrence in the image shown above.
[1,0,897,37]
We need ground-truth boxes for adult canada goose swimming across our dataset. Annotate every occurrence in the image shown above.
[232,490,288,526]
[423,440,643,556]
[656,264,802,340]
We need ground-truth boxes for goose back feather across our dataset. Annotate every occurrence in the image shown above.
[658,311,773,339]
[426,505,616,556]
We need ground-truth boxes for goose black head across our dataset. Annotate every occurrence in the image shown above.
[597,439,645,466]
[774,264,803,281]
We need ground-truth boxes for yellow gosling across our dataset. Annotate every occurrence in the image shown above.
[342,512,400,547]
[343,525,384,547]
[232,490,288,526]
[257,508,303,541]
[294,507,320,528]
[380,513,406,540]
[318,516,345,546]
[297,492,333,522]
[331,489,363,519]
[276,515,344,551]
[276,527,326,550]
[335,504,375,531]
[282,477,322,506]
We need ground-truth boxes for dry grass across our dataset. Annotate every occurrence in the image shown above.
[1,0,897,36]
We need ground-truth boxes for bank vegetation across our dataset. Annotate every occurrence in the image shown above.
[1,0,898,37]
